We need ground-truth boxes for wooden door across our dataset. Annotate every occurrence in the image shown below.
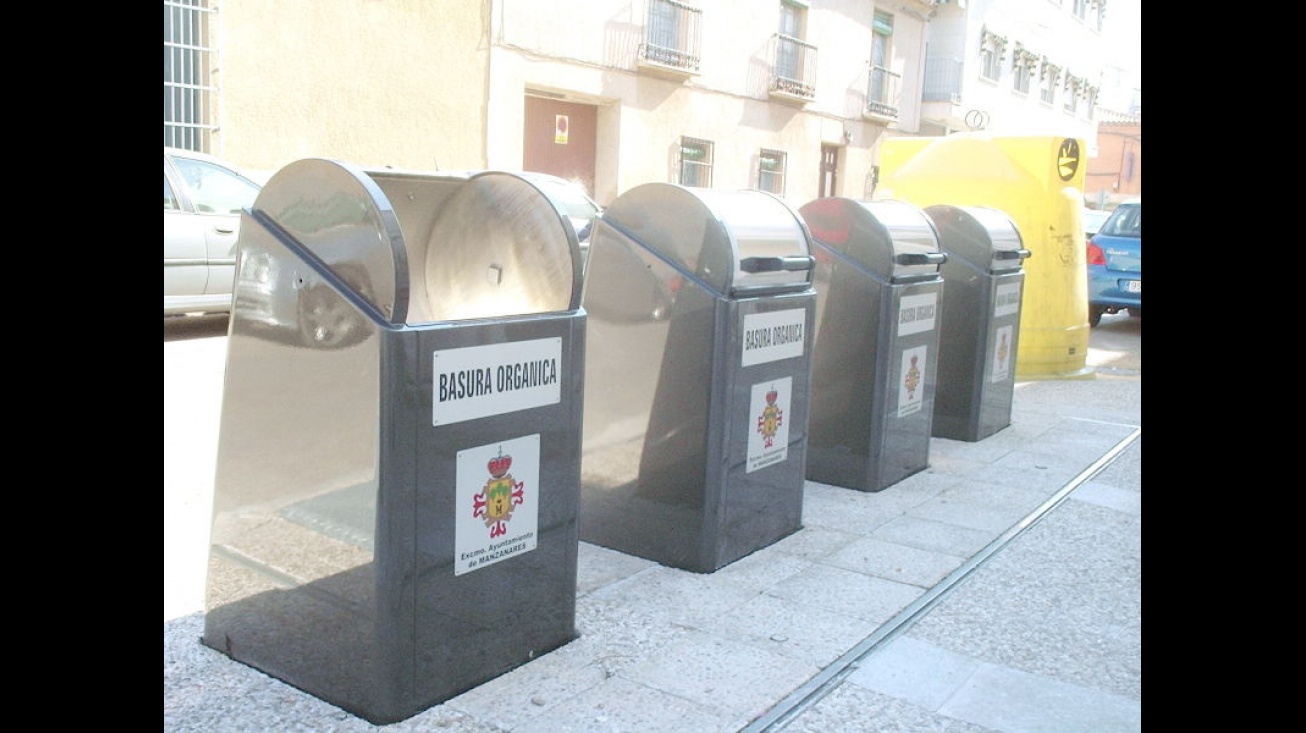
[818,144,839,198]
[523,96,597,197]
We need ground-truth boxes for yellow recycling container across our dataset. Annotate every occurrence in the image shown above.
[876,134,1092,379]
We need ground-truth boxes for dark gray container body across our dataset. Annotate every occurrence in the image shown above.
[927,204,1031,442]
[580,183,816,573]
[203,160,586,725]
[800,198,947,492]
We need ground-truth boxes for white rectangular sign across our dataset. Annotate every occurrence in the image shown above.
[741,309,806,367]
[897,293,938,336]
[747,377,792,473]
[432,338,563,426]
[454,434,540,576]
[991,324,1014,382]
[994,282,1022,318]
[897,345,928,417]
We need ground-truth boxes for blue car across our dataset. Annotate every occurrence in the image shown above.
[1086,199,1141,327]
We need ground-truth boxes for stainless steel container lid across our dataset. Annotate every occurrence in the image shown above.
[596,183,814,298]
[925,204,1030,274]
[799,197,946,282]
[251,160,583,326]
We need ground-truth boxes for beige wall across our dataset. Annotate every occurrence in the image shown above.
[199,0,932,209]
[486,0,927,209]
[213,0,490,177]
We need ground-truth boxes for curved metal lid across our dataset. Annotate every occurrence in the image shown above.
[598,183,813,297]
[925,204,1030,273]
[416,171,580,322]
[251,160,582,325]
[799,198,945,281]
[254,158,411,324]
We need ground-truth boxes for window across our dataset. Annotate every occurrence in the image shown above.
[648,0,679,50]
[770,0,816,100]
[1063,73,1084,114]
[164,0,217,151]
[1101,202,1140,237]
[172,156,262,215]
[818,145,838,198]
[979,28,1007,82]
[1013,64,1032,94]
[758,149,787,196]
[1039,59,1060,104]
[164,175,180,211]
[1012,46,1037,95]
[641,0,702,71]
[776,1,807,83]
[869,12,892,106]
[679,137,714,188]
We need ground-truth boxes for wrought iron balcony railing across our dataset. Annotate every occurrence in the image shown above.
[769,33,817,103]
[638,0,702,76]
[865,65,900,121]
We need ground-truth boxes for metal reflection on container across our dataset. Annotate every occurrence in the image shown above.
[580,183,816,573]
[205,160,586,725]
[926,204,1031,442]
[800,197,947,492]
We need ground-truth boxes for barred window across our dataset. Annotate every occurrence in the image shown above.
[679,137,714,188]
[164,0,217,151]
[758,149,787,196]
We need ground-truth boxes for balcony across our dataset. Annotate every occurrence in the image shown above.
[864,65,900,123]
[769,33,817,104]
[923,56,963,104]
[637,0,702,80]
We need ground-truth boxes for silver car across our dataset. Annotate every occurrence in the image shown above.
[164,147,263,316]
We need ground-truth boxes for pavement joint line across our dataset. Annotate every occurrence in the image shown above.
[740,424,1142,733]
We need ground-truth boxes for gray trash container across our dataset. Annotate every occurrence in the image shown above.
[800,197,947,492]
[203,159,587,725]
[927,204,1031,441]
[580,183,816,573]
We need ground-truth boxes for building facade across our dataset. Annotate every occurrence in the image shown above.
[164,0,1137,208]
[1084,112,1141,207]
[921,1,1106,137]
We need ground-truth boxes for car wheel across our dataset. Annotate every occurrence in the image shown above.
[298,285,360,348]
[1127,307,1141,318]
[1088,305,1103,328]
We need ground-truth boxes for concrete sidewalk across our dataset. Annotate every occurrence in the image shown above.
[164,332,1140,733]
[770,383,1141,733]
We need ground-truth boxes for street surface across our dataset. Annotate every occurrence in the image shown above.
[164,309,1138,623]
